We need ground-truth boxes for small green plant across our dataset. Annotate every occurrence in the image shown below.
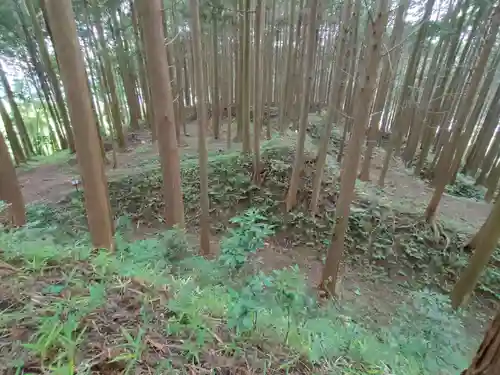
[219,208,274,271]
[227,272,273,335]
[110,327,146,375]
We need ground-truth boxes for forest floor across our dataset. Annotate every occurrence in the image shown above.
[3,115,497,374]
[18,118,491,230]
[16,116,496,318]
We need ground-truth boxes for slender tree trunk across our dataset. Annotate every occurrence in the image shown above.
[253,0,265,183]
[131,0,152,125]
[476,132,500,186]
[321,0,388,296]
[337,0,360,164]
[0,63,34,157]
[89,0,126,150]
[402,42,443,167]
[378,0,436,186]
[285,0,319,211]
[484,162,500,202]
[309,0,352,214]
[425,5,500,222]
[451,195,500,308]
[235,1,244,142]
[449,51,500,182]
[45,0,114,250]
[25,0,75,154]
[211,14,221,140]
[0,131,25,227]
[278,0,297,133]
[0,100,25,165]
[137,0,185,228]
[359,0,408,181]
[171,7,187,138]
[241,0,252,153]
[189,0,211,256]
[464,83,500,177]
[112,9,141,131]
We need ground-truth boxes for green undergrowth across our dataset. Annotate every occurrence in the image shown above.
[0,210,475,374]
[445,174,486,201]
[419,164,485,201]
[31,137,500,302]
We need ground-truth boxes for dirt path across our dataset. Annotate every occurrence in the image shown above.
[369,148,491,232]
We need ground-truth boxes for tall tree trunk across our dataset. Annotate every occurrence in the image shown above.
[211,13,221,140]
[320,0,388,296]
[309,0,352,214]
[90,0,126,150]
[476,131,500,186]
[137,0,185,228]
[0,63,34,157]
[378,0,436,187]
[402,41,443,167]
[337,0,360,164]
[278,0,297,133]
[189,0,210,256]
[484,162,500,202]
[112,9,141,131]
[45,0,114,250]
[131,0,152,126]
[241,0,252,153]
[0,99,26,165]
[171,6,187,137]
[253,0,265,183]
[448,51,500,182]
[451,194,500,308]
[425,4,500,222]
[359,0,408,181]
[464,82,500,176]
[285,0,319,211]
[0,131,25,227]
[25,0,75,154]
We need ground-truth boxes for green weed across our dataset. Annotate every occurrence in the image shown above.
[0,205,480,374]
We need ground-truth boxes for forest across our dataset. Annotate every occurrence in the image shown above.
[0,0,499,373]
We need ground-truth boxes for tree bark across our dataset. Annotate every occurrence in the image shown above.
[321,0,388,296]
[309,0,352,214]
[90,0,126,151]
[253,0,265,184]
[241,0,252,153]
[189,0,211,256]
[451,195,500,308]
[278,0,297,133]
[0,131,25,227]
[137,0,185,228]
[0,99,25,165]
[112,9,141,131]
[45,0,114,250]
[0,63,34,158]
[425,4,500,222]
[285,0,319,211]
[25,0,75,154]
[211,14,221,140]
[462,310,500,375]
